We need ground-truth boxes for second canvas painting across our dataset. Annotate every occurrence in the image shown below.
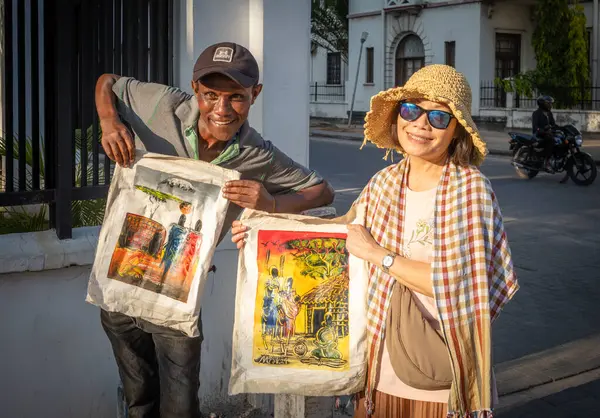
[230,210,369,397]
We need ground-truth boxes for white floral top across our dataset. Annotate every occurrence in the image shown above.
[376,186,450,403]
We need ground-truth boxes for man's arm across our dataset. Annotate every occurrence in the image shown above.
[222,179,334,214]
[222,142,334,214]
[95,73,135,167]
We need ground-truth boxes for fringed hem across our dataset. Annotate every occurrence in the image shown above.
[446,410,494,418]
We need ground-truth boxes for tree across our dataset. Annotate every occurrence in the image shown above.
[497,0,590,107]
[311,0,349,62]
[287,237,348,280]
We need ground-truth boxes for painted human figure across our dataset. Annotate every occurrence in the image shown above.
[261,285,278,351]
[159,202,192,284]
[311,312,342,360]
[278,277,300,355]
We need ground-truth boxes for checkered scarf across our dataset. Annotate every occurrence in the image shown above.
[355,158,519,417]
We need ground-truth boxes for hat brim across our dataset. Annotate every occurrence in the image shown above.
[364,87,488,166]
[193,67,257,88]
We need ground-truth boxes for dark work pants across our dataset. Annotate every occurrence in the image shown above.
[101,309,203,418]
[538,132,556,159]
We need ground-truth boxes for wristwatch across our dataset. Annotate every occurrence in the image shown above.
[381,253,396,274]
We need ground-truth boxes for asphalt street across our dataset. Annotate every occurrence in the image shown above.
[309,136,600,417]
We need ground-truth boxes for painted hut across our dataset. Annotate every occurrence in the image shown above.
[299,272,349,337]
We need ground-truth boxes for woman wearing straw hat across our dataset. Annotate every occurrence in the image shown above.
[231,64,518,417]
[343,64,519,417]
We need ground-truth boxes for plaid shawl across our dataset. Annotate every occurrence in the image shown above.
[356,158,519,417]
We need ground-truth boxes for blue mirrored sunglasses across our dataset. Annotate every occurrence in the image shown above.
[399,102,454,130]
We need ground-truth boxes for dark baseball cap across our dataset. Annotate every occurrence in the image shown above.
[192,42,260,88]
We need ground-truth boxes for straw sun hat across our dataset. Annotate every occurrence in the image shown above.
[363,64,487,166]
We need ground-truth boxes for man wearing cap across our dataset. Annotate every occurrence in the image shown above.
[95,42,334,418]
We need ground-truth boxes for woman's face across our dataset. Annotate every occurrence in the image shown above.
[396,99,458,164]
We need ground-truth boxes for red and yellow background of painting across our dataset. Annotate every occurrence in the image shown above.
[252,229,350,370]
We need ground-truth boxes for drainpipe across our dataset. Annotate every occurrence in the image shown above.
[593,0,599,105]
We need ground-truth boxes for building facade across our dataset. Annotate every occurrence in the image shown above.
[310,0,600,121]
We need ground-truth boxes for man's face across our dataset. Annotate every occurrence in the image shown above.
[191,74,262,142]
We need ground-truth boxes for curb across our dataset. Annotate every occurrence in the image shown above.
[310,131,600,164]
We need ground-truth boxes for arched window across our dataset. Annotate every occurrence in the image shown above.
[395,34,425,86]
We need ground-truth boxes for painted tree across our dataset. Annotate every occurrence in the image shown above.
[286,237,348,280]
[498,0,590,107]
[311,0,349,62]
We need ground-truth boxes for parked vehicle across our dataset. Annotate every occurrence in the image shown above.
[508,124,597,186]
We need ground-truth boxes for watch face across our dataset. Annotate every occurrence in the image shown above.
[383,255,394,268]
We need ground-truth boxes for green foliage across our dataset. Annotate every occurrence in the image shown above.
[311,0,349,62]
[497,0,590,108]
[0,125,108,234]
[287,237,348,280]
[0,205,48,235]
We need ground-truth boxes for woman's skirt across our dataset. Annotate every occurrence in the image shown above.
[353,391,447,418]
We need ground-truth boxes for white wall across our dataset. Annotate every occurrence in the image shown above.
[0,267,116,418]
[349,0,381,15]
[582,1,600,86]
[347,3,483,115]
[417,3,482,114]
[310,46,348,85]
[479,2,536,85]
[347,14,383,113]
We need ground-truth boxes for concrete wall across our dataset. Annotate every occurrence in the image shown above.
[478,107,600,133]
[0,0,313,416]
[310,101,348,119]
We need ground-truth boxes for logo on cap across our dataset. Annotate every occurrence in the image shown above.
[213,47,233,63]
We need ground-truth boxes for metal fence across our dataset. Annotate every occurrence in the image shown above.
[480,80,600,110]
[0,0,174,239]
[309,82,346,102]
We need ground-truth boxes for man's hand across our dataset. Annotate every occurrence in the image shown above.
[222,180,275,212]
[100,117,135,167]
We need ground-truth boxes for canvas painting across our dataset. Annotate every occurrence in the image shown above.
[86,152,240,337]
[230,210,368,396]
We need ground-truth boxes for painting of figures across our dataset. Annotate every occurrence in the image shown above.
[253,230,350,371]
[107,166,220,303]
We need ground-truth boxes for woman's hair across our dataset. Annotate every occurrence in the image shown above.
[391,113,478,167]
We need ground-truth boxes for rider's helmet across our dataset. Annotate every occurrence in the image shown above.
[537,95,554,111]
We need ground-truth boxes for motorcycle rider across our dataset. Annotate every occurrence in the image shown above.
[532,95,557,170]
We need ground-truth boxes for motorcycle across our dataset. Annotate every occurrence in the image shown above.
[508,124,597,186]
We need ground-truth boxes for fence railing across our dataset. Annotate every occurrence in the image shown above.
[0,0,174,239]
[480,80,600,110]
[309,82,346,103]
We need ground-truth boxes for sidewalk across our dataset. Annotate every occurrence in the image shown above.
[310,123,600,163]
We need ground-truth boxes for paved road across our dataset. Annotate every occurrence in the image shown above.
[309,136,600,417]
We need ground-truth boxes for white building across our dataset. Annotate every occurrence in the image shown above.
[310,0,600,127]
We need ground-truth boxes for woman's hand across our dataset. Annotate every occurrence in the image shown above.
[346,224,383,264]
[231,220,248,249]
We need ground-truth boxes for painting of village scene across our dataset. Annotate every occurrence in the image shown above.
[253,230,350,371]
[108,166,221,303]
